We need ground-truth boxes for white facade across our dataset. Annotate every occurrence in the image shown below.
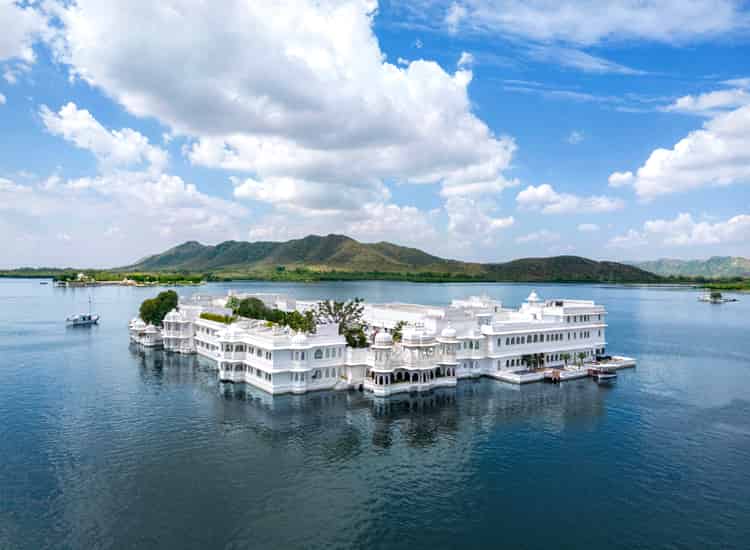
[130,291,609,396]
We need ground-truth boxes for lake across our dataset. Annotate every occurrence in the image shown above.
[1,279,748,549]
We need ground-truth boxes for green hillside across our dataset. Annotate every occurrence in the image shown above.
[632,257,750,278]
[122,234,662,283]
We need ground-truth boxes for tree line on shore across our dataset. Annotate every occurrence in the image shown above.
[139,292,374,348]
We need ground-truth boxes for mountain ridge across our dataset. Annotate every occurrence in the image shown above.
[121,234,663,283]
[630,256,750,278]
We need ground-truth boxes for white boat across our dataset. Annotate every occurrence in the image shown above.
[589,365,617,382]
[66,297,100,326]
[698,291,736,304]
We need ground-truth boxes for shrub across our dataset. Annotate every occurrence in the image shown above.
[139,290,178,326]
[199,312,236,324]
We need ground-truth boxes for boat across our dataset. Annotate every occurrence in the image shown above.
[66,297,100,326]
[589,365,617,382]
[698,291,737,304]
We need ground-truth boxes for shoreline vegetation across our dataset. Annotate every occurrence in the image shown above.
[2,234,747,289]
[1,266,749,289]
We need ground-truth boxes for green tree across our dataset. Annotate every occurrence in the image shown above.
[561,353,571,367]
[344,326,368,348]
[236,297,267,319]
[225,296,240,311]
[139,290,178,326]
[391,320,407,343]
[577,352,586,366]
[313,298,365,335]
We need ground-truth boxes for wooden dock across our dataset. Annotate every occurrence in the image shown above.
[544,356,636,383]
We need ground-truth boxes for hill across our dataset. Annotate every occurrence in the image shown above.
[631,257,750,278]
[122,234,662,283]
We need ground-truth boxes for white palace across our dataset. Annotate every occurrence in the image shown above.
[130,291,612,397]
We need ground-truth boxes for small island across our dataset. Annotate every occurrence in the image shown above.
[129,289,635,396]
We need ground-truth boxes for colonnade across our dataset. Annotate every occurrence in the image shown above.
[370,366,457,386]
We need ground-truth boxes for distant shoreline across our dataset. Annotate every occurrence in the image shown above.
[1,268,747,289]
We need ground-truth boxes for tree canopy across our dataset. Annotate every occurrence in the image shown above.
[313,298,367,347]
[228,296,316,333]
[391,320,407,343]
[139,290,178,326]
[313,298,364,332]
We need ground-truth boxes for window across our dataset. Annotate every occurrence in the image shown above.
[497,338,502,346]
[314,349,323,360]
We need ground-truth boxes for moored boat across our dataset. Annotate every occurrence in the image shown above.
[589,365,617,382]
[66,297,99,326]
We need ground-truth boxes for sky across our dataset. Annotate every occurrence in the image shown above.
[1,0,749,268]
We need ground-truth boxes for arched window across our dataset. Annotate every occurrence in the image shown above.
[314,348,323,360]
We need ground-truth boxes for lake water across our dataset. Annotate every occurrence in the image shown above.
[1,279,748,549]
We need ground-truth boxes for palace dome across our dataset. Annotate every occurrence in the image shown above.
[164,309,181,322]
[374,332,393,346]
[526,290,541,303]
[291,332,308,346]
[131,318,146,329]
[402,328,434,345]
[440,326,457,339]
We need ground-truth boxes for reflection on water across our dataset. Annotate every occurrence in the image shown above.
[1,279,749,549]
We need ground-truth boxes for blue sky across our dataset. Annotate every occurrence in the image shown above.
[1,0,749,268]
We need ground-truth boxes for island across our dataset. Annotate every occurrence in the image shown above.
[129,289,635,396]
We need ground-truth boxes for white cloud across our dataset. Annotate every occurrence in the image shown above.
[608,170,634,187]
[613,104,750,199]
[515,229,560,244]
[245,202,438,249]
[566,130,584,144]
[48,0,519,218]
[577,223,600,232]
[0,0,46,63]
[429,1,747,45]
[445,2,467,33]
[0,177,30,195]
[445,197,514,240]
[609,212,750,248]
[2,103,252,265]
[665,88,750,116]
[231,175,389,214]
[527,45,643,75]
[516,183,624,214]
[457,51,474,68]
[0,92,5,105]
[722,77,750,88]
[40,102,168,172]
[607,228,648,249]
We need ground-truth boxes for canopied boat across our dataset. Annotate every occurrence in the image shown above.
[66,297,99,326]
